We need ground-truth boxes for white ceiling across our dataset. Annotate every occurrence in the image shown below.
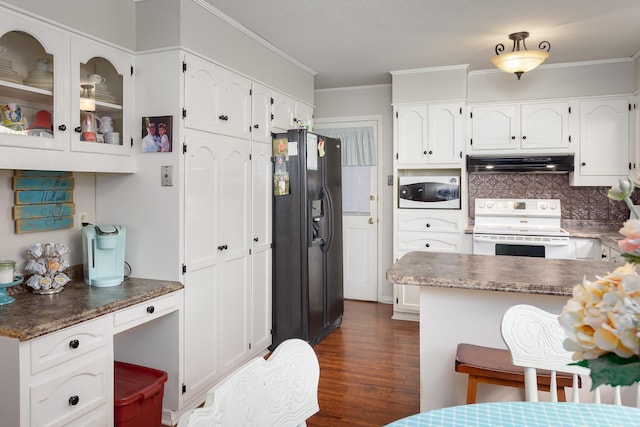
[203,0,640,89]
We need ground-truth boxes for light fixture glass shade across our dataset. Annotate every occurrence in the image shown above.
[490,50,549,75]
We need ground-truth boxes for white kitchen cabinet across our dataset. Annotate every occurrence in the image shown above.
[181,129,252,398]
[0,7,135,172]
[183,53,252,140]
[271,90,314,131]
[572,237,600,260]
[0,317,113,427]
[468,101,572,153]
[395,102,465,167]
[393,251,421,320]
[96,49,273,422]
[393,210,468,319]
[571,97,631,186]
[250,83,273,143]
[250,140,273,354]
[601,245,625,264]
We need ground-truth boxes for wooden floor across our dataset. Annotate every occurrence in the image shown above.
[307,300,420,427]
[171,300,419,426]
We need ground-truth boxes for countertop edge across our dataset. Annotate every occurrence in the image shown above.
[0,279,183,341]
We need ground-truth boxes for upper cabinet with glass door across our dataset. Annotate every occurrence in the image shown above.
[0,12,69,155]
[0,7,135,172]
[70,35,134,157]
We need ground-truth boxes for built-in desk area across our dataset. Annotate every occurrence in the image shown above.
[0,276,183,426]
[386,252,620,411]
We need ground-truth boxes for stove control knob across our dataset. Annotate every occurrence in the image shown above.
[540,202,548,210]
[486,201,494,209]
[549,203,558,210]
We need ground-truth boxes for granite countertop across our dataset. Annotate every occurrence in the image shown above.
[0,275,183,341]
[386,251,618,297]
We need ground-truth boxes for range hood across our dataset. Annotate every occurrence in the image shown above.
[466,154,574,173]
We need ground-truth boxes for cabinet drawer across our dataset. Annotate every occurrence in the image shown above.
[30,317,109,375]
[397,211,463,233]
[30,352,109,427]
[397,231,465,253]
[113,291,180,332]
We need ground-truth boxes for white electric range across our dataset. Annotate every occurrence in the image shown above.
[472,198,575,259]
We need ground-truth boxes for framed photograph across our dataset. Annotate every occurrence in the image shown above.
[141,115,173,153]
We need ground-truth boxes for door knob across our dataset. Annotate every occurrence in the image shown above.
[368,218,375,224]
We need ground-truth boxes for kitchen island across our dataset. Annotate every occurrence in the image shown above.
[386,252,621,411]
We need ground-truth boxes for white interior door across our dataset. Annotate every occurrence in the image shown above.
[315,120,379,301]
[342,168,378,301]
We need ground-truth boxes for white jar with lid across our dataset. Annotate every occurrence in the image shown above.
[0,260,15,284]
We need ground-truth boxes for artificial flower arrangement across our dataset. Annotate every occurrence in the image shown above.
[559,175,640,388]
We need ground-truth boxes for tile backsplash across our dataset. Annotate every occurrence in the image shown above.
[468,173,636,223]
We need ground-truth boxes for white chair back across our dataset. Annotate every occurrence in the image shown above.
[178,338,320,427]
[501,304,639,405]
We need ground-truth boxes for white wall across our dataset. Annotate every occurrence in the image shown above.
[469,59,635,103]
[1,0,136,50]
[135,0,315,105]
[314,84,394,302]
[391,65,468,104]
[0,171,96,275]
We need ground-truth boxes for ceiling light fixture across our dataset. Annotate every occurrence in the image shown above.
[491,31,550,80]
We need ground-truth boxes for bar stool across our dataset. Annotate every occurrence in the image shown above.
[455,343,576,404]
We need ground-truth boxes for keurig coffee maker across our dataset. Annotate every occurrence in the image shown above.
[82,224,126,286]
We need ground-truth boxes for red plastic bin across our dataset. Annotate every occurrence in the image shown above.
[114,361,168,427]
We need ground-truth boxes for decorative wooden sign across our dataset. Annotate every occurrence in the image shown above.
[12,170,75,233]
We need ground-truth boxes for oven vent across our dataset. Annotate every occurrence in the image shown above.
[466,154,574,173]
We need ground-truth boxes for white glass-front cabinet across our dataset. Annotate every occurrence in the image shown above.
[0,8,135,172]
[0,13,68,154]
[70,36,134,156]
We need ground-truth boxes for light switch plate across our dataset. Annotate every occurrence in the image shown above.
[161,165,173,186]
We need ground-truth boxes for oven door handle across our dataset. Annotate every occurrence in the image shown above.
[472,235,570,246]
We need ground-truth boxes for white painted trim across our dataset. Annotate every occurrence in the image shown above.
[191,0,317,77]
[390,64,470,75]
[315,115,386,303]
[391,99,467,107]
[0,0,136,54]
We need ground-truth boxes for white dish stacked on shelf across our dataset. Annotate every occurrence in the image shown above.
[23,58,53,90]
[0,57,22,84]
[95,83,118,104]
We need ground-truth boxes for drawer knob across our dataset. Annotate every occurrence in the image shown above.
[68,395,79,406]
[146,306,155,314]
[425,223,431,228]
[69,339,79,349]
[58,124,67,131]
[425,243,430,248]
[74,126,82,133]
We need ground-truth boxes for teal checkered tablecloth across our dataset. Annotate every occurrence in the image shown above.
[385,402,640,427]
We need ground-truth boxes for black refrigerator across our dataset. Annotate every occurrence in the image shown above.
[270,129,344,350]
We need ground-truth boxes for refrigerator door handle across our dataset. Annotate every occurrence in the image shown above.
[322,186,334,252]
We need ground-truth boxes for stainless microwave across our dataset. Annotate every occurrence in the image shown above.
[398,176,461,209]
